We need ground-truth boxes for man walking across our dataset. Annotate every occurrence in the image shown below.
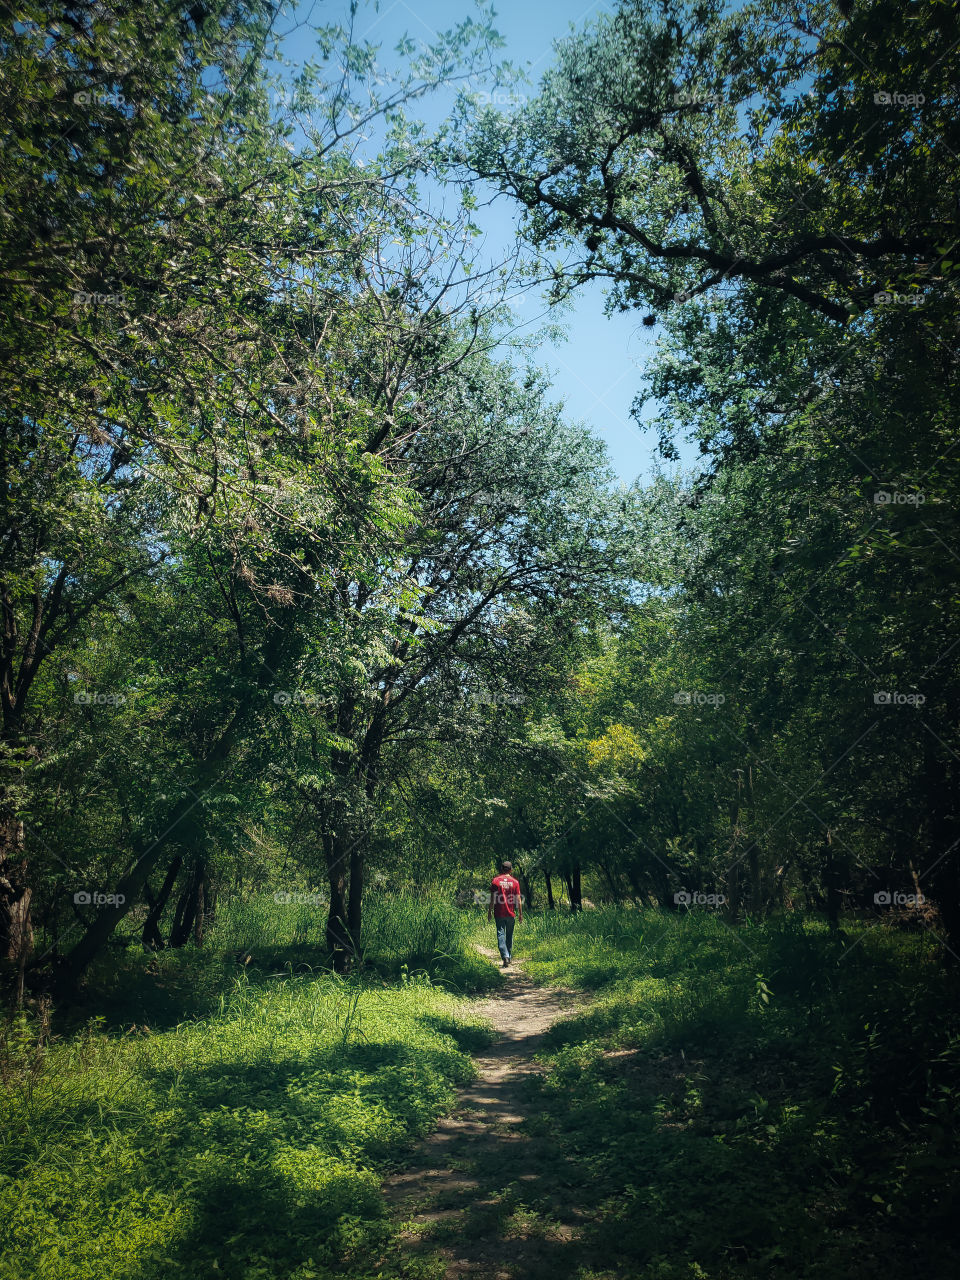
[488,861,522,967]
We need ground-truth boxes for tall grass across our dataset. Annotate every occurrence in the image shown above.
[0,966,493,1280]
[515,906,960,1278]
[63,892,498,1033]
[0,893,501,1278]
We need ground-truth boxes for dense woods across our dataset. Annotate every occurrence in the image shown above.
[3,0,958,991]
[3,3,960,1279]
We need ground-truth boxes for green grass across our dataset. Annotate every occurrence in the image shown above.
[51,892,499,1034]
[7,900,958,1279]
[514,907,960,1279]
[1,896,497,1280]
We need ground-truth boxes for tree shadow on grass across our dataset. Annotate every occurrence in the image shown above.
[513,1036,960,1280]
[3,1024,474,1280]
[54,940,500,1038]
[417,1011,497,1054]
[50,943,336,1037]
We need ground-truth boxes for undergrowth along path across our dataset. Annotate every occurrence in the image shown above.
[379,946,594,1280]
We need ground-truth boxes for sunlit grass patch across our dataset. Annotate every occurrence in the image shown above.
[0,967,493,1280]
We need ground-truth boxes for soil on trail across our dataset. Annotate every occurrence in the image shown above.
[380,947,596,1280]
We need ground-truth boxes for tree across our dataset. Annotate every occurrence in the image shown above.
[462,0,960,323]
[1,0,505,987]
[270,329,641,968]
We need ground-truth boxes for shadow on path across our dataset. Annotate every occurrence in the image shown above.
[378,948,601,1280]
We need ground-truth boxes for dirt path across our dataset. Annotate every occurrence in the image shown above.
[379,947,596,1280]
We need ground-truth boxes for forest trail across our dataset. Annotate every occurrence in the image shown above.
[379,946,595,1280]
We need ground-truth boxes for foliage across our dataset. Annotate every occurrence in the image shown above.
[518,906,960,1278]
[0,899,494,1280]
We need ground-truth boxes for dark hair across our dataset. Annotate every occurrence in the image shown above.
[500,861,512,873]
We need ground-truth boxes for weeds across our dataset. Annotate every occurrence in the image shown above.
[0,898,494,1280]
[518,906,960,1278]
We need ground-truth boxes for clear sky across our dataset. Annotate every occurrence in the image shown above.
[273,0,693,486]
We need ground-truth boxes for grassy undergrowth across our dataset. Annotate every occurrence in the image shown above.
[1,897,496,1280]
[516,908,960,1279]
[51,893,498,1034]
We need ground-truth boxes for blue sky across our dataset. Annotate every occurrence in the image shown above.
[274,0,695,485]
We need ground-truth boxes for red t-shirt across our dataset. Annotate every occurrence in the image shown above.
[491,874,521,919]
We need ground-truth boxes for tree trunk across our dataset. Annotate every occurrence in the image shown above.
[517,868,534,912]
[192,876,206,945]
[347,840,363,958]
[55,777,221,988]
[196,870,214,944]
[599,860,622,905]
[624,865,648,907]
[168,855,200,947]
[748,847,762,915]
[141,854,183,950]
[169,857,207,948]
[725,860,742,924]
[0,811,32,963]
[54,623,303,989]
[325,830,352,974]
[725,784,743,923]
[544,872,555,910]
[823,830,842,933]
[564,868,583,912]
[0,857,32,962]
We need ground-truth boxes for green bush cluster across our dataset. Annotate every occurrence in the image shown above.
[519,907,960,1278]
[0,899,495,1280]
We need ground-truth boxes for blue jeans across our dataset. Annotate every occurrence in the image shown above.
[495,915,515,961]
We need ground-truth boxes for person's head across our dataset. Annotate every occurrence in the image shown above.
[500,861,512,875]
